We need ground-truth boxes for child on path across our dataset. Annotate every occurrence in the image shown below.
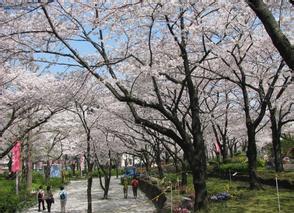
[44,186,54,212]
[59,186,68,213]
[131,176,139,199]
[122,176,128,198]
[37,186,45,212]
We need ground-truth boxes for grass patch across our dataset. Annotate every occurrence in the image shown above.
[257,169,294,181]
[0,176,35,212]
[162,173,294,212]
[206,178,293,213]
[0,172,68,212]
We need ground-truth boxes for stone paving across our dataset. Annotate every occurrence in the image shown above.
[23,177,156,213]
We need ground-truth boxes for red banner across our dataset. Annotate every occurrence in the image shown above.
[214,142,221,154]
[11,142,21,173]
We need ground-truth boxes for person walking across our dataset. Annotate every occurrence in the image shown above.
[44,186,54,212]
[59,186,68,213]
[122,176,128,198]
[37,186,45,212]
[131,176,139,199]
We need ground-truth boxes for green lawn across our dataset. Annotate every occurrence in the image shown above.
[0,175,34,213]
[257,169,294,180]
[0,172,66,212]
[206,178,293,213]
[163,174,294,213]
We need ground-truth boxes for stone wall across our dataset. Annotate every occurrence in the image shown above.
[138,178,167,210]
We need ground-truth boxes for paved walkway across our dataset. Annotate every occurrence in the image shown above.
[23,177,155,213]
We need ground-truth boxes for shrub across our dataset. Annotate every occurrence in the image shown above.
[257,158,266,167]
[230,154,247,164]
[219,162,248,174]
[162,163,178,173]
[0,193,20,213]
[165,173,179,183]
[208,160,219,166]
[32,171,44,184]
[0,176,35,213]
[92,168,123,178]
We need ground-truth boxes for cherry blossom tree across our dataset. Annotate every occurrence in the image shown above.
[32,110,79,184]
[0,64,72,195]
[0,2,247,209]
[200,8,291,187]
[63,76,101,213]
[0,66,64,159]
[246,0,294,71]
[0,1,293,210]
[267,79,294,171]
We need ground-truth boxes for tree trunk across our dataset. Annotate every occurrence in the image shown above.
[181,170,187,187]
[104,152,112,199]
[246,126,260,189]
[157,160,164,179]
[241,139,248,152]
[103,175,111,199]
[21,143,26,184]
[181,154,188,186]
[164,151,170,164]
[187,149,207,211]
[229,145,234,158]
[143,158,150,175]
[71,163,76,176]
[210,150,215,160]
[272,131,283,172]
[155,143,164,179]
[44,160,51,185]
[187,116,207,210]
[247,0,294,71]
[115,160,119,179]
[221,135,228,162]
[7,155,12,174]
[269,109,283,172]
[211,123,222,160]
[173,145,179,173]
[87,163,93,213]
[26,139,32,192]
[221,93,230,162]
[61,160,65,184]
[234,143,237,155]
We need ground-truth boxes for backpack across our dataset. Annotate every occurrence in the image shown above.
[60,192,66,200]
[132,179,139,187]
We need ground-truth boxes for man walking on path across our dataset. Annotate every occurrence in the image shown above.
[59,186,68,213]
[37,186,45,212]
[131,176,139,199]
[122,176,128,198]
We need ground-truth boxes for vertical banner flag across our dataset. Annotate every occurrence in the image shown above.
[11,142,21,173]
[214,142,221,154]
